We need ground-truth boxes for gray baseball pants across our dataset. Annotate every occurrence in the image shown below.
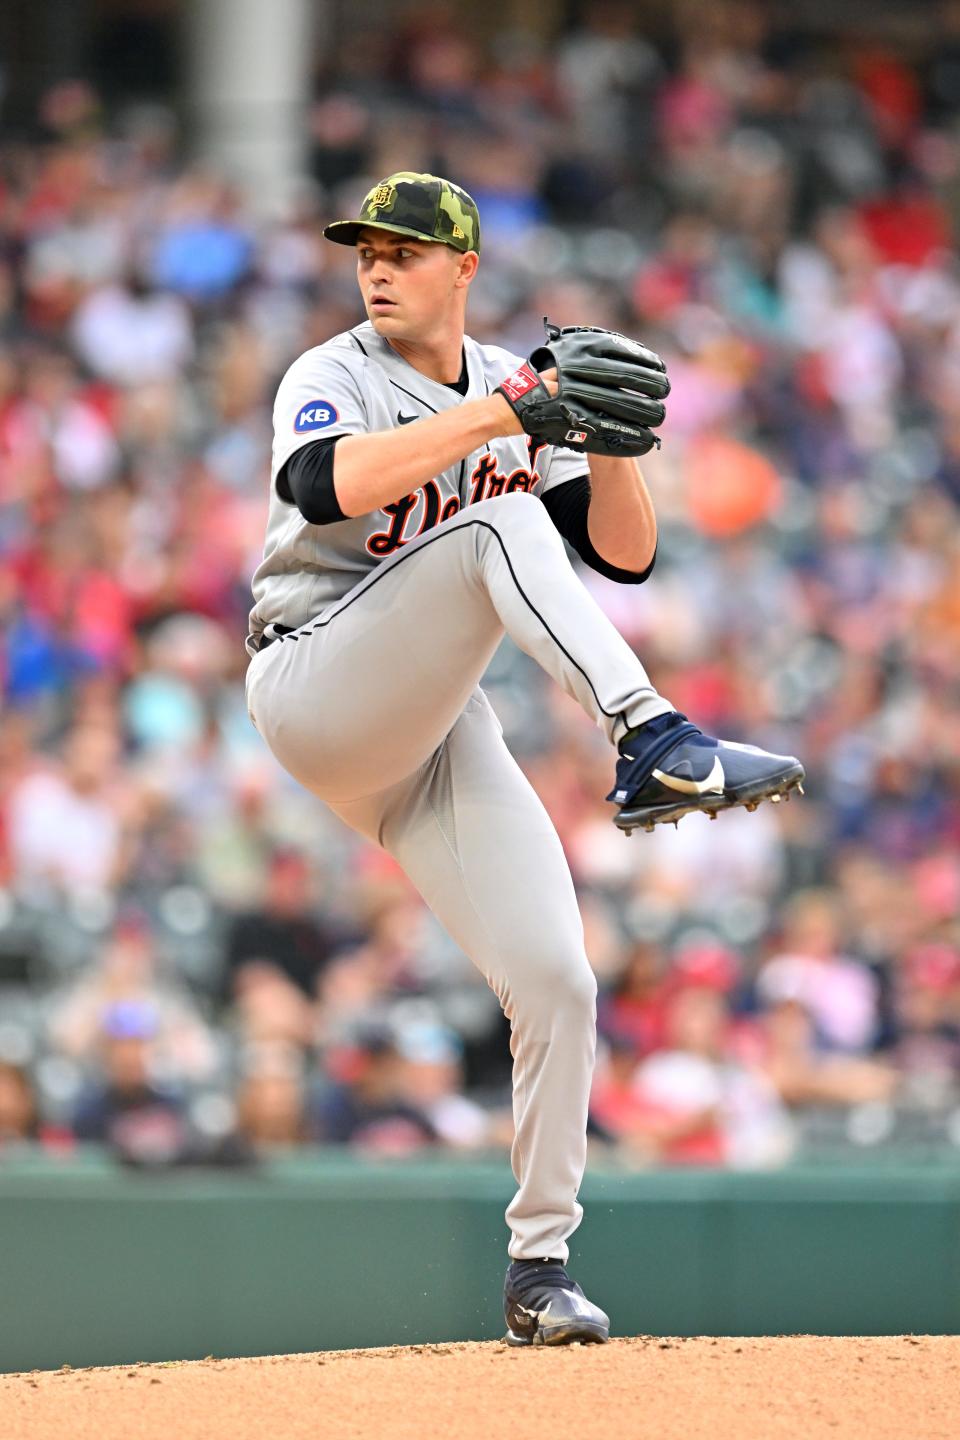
[245,492,673,1260]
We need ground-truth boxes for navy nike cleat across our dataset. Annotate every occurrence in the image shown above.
[503,1259,610,1347]
[608,710,805,836]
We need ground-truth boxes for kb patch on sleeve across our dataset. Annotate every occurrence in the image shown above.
[294,400,339,432]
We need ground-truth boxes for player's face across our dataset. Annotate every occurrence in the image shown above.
[356,230,472,339]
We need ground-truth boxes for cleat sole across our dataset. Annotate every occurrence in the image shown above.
[504,1321,609,1348]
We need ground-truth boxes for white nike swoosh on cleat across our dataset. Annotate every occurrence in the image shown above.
[651,755,726,796]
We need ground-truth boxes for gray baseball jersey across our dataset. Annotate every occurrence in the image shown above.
[245,320,587,656]
[245,320,673,1262]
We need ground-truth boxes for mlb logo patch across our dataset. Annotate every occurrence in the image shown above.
[294,401,339,432]
[565,429,589,444]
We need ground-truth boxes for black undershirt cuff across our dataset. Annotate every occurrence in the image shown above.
[541,475,657,584]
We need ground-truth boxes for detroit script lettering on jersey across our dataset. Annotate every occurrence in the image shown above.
[366,438,549,558]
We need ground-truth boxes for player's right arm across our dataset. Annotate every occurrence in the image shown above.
[271,346,557,525]
[331,394,521,518]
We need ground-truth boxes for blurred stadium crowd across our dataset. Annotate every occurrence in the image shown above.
[1,0,960,1170]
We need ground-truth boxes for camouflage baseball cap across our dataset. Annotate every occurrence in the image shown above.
[323,171,481,254]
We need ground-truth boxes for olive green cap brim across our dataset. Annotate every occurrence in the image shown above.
[323,219,455,248]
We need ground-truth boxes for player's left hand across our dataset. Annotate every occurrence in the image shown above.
[495,320,670,458]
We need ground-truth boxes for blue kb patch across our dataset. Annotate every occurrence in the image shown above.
[294,400,339,432]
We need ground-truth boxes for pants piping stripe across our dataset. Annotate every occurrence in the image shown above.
[291,516,626,725]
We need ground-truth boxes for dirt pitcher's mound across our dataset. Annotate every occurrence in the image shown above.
[2,1335,959,1440]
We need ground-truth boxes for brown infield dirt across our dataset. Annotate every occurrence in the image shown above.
[2,1335,959,1440]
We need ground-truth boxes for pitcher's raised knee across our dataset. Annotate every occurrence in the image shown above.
[467,490,557,536]
[465,491,567,572]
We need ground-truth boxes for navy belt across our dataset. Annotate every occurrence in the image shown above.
[258,624,295,652]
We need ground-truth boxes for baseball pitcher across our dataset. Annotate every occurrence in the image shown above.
[245,172,804,1345]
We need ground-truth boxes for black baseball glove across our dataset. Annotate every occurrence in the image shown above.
[496,319,670,457]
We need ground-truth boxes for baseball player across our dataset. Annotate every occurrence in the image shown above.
[244,172,804,1346]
